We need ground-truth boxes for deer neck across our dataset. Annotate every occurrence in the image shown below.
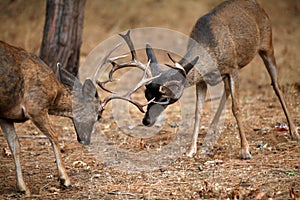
[183,44,223,87]
[185,67,205,87]
[49,85,73,118]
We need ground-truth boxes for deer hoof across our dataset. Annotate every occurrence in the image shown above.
[185,146,197,158]
[185,152,195,158]
[241,149,252,160]
[17,188,30,197]
[60,177,71,189]
[17,183,30,196]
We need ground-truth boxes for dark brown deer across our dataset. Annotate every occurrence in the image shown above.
[111,0,300,160]
[0,41,155,195]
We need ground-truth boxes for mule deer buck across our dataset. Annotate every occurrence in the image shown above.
[0,41,155,195]
[111,0,300,160]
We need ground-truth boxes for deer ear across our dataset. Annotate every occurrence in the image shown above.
[82,79,98,99]
[160,80,184,99]
[146,43,158,63]
[146,43,162,76]
[183,56,199,74]
[55,63,61,82]
[159,85,169,95]
[56,63,77,88]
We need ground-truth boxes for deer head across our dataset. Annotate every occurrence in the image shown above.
[55,63,99,145]
[143,45,199,126]
[68,42,158,144]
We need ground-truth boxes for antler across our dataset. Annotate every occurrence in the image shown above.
[108,30,152,80]
[166,53,187,77]
[93,32,161,113]
[90,43,124,94]
[99,61,160,113]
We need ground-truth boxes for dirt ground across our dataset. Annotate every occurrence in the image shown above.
[0,0,300,199]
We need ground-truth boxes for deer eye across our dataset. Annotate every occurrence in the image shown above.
[145,83,161,100]
[145,88,154,100]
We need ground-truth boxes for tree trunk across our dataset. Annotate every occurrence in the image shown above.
[40,0,86,77]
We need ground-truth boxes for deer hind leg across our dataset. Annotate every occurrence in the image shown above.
[259,50,299,141]
[228,72,251,160]
[30,112,71,188]
[0,119,30,194]
[186,82,207,157]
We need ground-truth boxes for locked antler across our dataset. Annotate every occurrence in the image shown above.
[100,61,159,113]
[105,30,187,106]
[93,37,160,113]
[108,30,194,80]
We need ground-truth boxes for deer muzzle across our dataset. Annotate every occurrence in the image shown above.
[142,103,167,127]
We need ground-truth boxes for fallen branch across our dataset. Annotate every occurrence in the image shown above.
[108,190,135,196]
[19,135,48,139]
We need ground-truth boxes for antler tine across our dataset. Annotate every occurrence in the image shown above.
[108,30,152,80]
[92,43,122,83]
[102,61,160,113]
[167,53,176,64]
[124,60,159,97]
[108,59,147,81]
[166,53,187,77]
[96,79,118,94]
[119,30,137,62]
[93,43,125,94]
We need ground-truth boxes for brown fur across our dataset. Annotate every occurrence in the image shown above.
[0,41,99,194]
[142,0,299,159]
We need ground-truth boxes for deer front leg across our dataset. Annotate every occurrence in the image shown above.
[228,73,251,160]
[186,83,207,157]
[0,119,30,195]
[208,77,230,133]
[30,112,71,188]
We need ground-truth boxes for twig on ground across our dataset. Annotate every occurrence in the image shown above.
[19,135,48,139]
[107,190,135,196]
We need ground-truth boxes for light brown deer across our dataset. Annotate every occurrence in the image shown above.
[111,0,300,159]
[0,41,155,195]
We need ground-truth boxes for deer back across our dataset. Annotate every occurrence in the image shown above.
[0,41,69,118]
[185,0,271,86]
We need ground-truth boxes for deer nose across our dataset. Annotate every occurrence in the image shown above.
[142,117,153,127]
[77,135,91,145]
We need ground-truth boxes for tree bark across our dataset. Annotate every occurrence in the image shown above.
[40,0,86,77]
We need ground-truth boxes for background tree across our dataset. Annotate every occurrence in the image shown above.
[40,0,86,77]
